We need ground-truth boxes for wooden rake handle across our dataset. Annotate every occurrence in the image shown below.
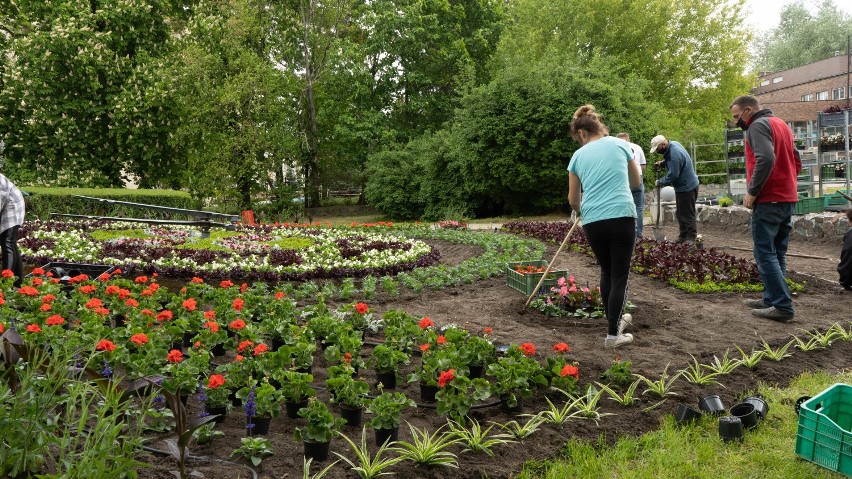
[522,219,582,310]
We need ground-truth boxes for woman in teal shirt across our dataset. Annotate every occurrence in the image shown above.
[567,105,641,349]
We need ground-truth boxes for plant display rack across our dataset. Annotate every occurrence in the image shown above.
[817,111,852,202]
[795,383,852,477]
[724,129,746,198]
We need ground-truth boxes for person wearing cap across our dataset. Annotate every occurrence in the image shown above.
[568,105,642,349]
[649,135,700,244]
[616,133,646,239]
[730,95,801,322]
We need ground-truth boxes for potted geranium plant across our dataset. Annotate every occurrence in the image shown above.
[366,388,417,446]
[325,364,370,427]
[434,369,491,424]
[203,373,231,423]
[294,399,346,462]
[272,370,316,418]
[162,348,210,402]
[408,345,458,403]
[236,379,283,435]
[487,345,547,413]
[367,344,409,389]
[457,334,496,378]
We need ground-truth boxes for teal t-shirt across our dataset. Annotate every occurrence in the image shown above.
[567,136,637,225]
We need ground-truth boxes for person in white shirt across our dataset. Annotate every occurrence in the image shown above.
[616,133,646,238]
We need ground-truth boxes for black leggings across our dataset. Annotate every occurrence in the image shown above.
[583,217,635,336]
[0,225,22,287]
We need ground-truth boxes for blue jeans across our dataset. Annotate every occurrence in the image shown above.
[631,183,644,238]
[751,202,795,314]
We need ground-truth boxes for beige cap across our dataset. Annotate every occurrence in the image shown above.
[649,135,667,153]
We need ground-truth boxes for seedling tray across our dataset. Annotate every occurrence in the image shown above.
[795,383,852,477]
[505,260,567,296]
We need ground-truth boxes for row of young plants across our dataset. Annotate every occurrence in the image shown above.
[18,220,543,293]
[502,220,791,293]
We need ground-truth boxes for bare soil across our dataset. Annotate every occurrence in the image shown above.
[137,222,852,479]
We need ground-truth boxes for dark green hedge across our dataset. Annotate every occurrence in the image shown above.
[22,188,202,220]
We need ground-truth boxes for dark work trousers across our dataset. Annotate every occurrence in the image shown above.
[0,225,22,287]
[582,217,635,336]
[675,187,699,242]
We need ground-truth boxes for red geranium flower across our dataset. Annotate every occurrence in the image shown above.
[235,354,244,362]
[437,369,455,388]
[2,269,14,278]
[31,267,45,275]
[113,268,122,275]
[483,327,493,335]
[204,321,219,332]
[69,274,89,284]
[253,343,268,356]
[79,284,97,294]
[229,319,246,330]
[560,364,579,378]
[125,298,139,307]
[182,298,197,311]
[207,374,225,389]
[141,309,155,317]
[436,335,447,345]
[130,333,149,345]
[140,289,153,297]
[98,273,111,281]
[17,286,39,297]
[204,310,216,320]
[156,310,173,322]
[552,342,570,353]
[166,349,183,363]
[96,339,116,352]
[191,277,204,284]
[418,317,434,329]
[274,291,285,300]
[220,280,234,289]
[40,303,51,312]
[118,288,131,299]
[232,298,244,311]
[355,302,369,314]
[343,352,352,363]
[84,298,103,309]
[32,277,43,286]
[105,285,120,295]
[42,294,56,304]
[419,343,430,352]
[240,283,248,293]
[135,276,149,284]
[237,340,254,352]
[149,283,160,292]
[26,324,42,333]
[0,324,4,333]
[46,315,65,326]
[519,342,536,356]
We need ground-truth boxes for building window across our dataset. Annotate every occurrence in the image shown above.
[802,94,814,101]
[772,77,783,83]
[817,91,829,100]
[760,79,770,87]
[833,88,845,100]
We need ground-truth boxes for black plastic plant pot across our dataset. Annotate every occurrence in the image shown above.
[500,395,524,415]
[374,426,399,447]
[730,402,759,430]
[249,416,271,435]
[206,405,228,424]
[420,383,439,403]
[375,371,397,389]
[339,405,363,428]
[468,364,485,379]
[698,394,726,416]
[285,399,309,419]
[743,395,769,420]
[303,440,331,462]
[675,403,702,425]
[718,416,744,443]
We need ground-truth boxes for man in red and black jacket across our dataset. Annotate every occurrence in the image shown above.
[729,95,801,322]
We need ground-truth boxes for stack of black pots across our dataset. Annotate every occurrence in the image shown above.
[674,394,769,443]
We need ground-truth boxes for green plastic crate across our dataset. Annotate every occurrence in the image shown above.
[824,191,852,209]
[506,260,567,296]
[795,383,852,477]
[794,197,824,215]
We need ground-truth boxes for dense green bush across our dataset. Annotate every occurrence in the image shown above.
[22,187,201,220]
[365,57,663,219]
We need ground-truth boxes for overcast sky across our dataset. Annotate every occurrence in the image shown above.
[744,0,852,32]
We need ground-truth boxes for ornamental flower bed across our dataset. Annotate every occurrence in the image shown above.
[19,220,440,281]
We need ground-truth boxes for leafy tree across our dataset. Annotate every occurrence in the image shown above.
[754,0,852,71]
[0,0,173,187]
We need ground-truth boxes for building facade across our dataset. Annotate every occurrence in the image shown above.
[753,54,852,146]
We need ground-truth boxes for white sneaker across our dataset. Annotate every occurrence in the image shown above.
[619,314,632,335]
[605,333,634,349]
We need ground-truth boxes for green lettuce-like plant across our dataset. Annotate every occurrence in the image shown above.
[487,346,547,407]
[295,399,346,444]
[326,364,370,409]
[366,390,416,431]
[272,370,316,403]
[367,344,409,374]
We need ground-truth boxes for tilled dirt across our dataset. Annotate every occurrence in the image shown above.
[138,222,852,479]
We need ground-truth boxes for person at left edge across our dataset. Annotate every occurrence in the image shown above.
[0,173,25,287]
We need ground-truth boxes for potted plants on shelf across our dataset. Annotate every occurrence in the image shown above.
[820,133,847,151]
[367,343,410,389]
[294,399,346,462]
[366,388,417,446]
[325,364,370,427]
